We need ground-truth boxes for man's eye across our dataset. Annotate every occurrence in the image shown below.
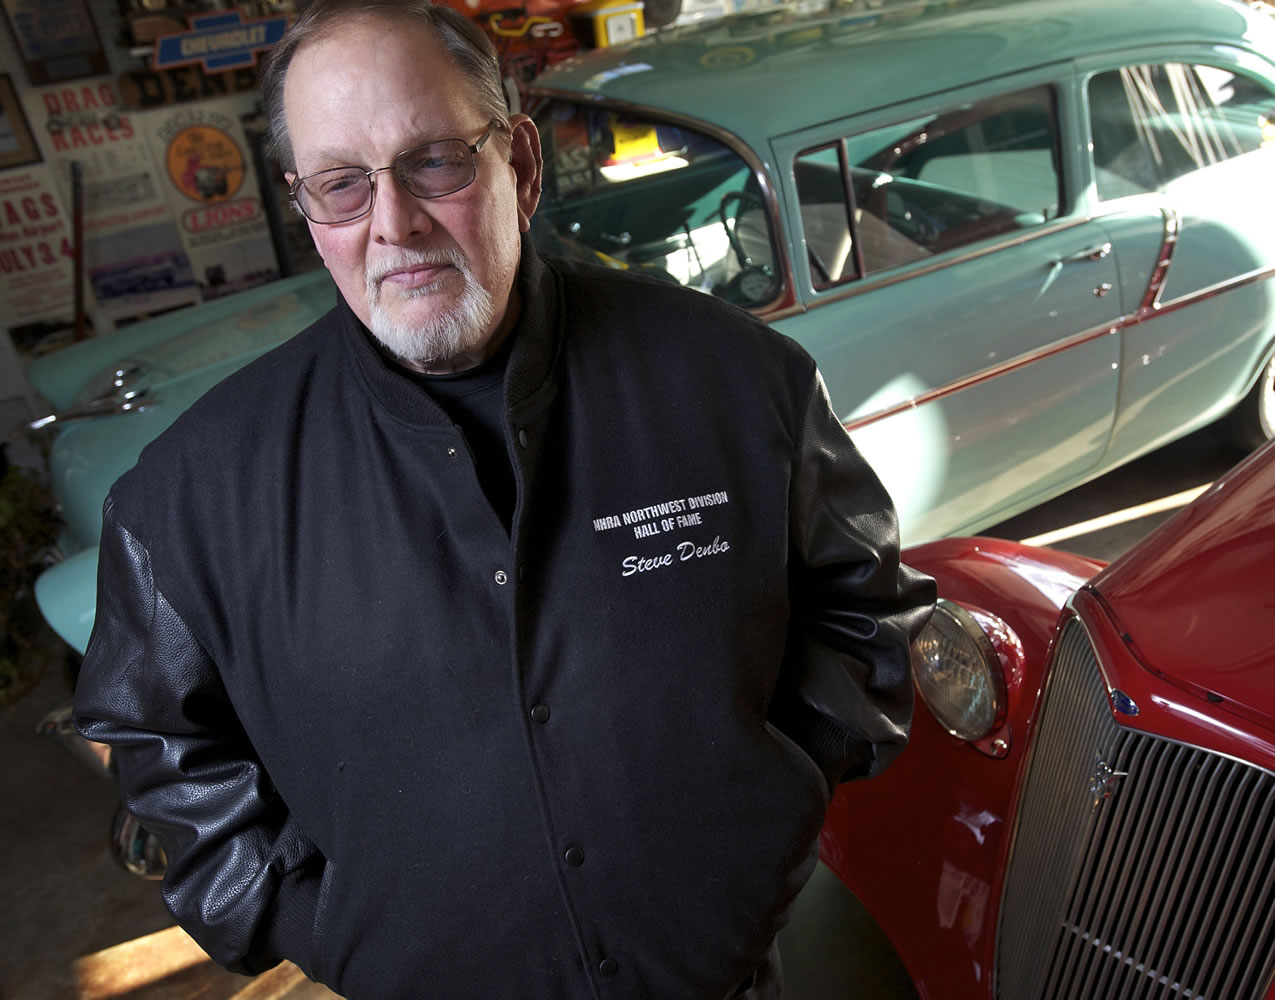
[406,144,467,170]
[318,172,364,195]
[407,153,452,171]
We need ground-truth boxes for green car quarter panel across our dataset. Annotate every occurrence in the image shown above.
[30,0,1275,654]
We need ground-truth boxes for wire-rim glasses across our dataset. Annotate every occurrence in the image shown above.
[290,119,500,225]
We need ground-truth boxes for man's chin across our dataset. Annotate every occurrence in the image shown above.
[384,299,446,325]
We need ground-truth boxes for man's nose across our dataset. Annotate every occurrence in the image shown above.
[370,171,434,244]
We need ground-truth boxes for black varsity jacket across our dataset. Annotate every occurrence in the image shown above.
[74,244,936,1000]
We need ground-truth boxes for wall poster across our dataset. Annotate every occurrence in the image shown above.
[146,97,279,299]
[0,165,75,349]
[22,77,201,321]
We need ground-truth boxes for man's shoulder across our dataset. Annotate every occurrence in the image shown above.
[541,253,813,371]
[113,308,341,500]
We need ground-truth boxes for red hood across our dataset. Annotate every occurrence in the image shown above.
[1091,440,1275,730]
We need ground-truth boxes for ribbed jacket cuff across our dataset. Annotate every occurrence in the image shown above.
[257,863,324,977]
[782,705,870,789]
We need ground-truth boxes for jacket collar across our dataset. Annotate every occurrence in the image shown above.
[336,235,559,426]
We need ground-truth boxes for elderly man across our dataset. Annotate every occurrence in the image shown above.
[73,2,935,998]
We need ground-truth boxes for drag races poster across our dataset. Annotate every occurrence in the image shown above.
[22,76,200,320]
[0,164,74,336]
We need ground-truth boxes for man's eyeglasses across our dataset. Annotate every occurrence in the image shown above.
[290,120,500,225]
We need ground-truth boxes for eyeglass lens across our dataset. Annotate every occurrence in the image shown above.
[297,138,477,223]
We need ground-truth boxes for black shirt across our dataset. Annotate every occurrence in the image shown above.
[407,338,516,533]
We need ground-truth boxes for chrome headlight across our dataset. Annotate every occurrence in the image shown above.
[912,599,1006,741]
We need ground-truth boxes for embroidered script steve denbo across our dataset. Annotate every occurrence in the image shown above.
[621,536,731,577]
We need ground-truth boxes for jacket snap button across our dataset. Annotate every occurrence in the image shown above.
[518,428,529,448]
[598,958,618,977]
[494,570,508,585]
[446,447,457,457]
[530,704,550,724]
[564,846,585,867]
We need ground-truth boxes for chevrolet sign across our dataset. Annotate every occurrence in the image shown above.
[153,11,289,74]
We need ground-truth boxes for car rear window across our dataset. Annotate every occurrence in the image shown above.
[1088,63,1275,200]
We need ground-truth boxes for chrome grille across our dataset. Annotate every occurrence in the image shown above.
[996,618,1275,1000]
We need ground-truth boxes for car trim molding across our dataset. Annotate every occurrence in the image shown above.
[842,261,1275,432]
[1131,259,1275,325]
[843,321,1120,432]
[1138,205,1181,314]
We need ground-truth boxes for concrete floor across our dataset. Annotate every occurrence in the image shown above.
[0,642,339,1000]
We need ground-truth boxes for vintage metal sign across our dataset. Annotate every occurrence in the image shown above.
[152,11,288,74]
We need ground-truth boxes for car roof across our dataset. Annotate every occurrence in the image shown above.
[530,0,1274,145]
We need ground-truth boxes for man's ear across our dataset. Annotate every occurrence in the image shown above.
[507,115,543,233]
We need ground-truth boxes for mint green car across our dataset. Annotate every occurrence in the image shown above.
[29,0,1275,654]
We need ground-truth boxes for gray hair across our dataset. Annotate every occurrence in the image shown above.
[260,0,511,173]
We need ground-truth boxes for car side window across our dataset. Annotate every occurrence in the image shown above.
[1088,63,1275,200]
[793,145,855,290]
[794,85,1061,287]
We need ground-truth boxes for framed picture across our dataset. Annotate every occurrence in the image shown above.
[1,0,109,84]
[0,75,42,169]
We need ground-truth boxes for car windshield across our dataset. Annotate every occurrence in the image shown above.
[528,99,780,308]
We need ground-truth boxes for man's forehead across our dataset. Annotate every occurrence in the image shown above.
[286,15,447,89]
[284,19,476,167]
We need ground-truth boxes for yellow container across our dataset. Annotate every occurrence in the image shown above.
[569,0,645,47]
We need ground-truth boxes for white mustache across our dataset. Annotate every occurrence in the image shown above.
[366,248,468,288]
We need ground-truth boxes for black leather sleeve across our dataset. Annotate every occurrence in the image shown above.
[73,497,324,976]
[773,370,937,787]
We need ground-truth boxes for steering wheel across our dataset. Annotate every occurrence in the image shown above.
[715,190,776,305]
[718,189,767,271]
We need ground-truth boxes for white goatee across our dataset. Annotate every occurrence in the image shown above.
[365,248,496,368]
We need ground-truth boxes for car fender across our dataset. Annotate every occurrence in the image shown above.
[819,537,1102,999]
[34,547,100,656]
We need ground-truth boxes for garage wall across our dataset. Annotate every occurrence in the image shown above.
[0,0,142,424]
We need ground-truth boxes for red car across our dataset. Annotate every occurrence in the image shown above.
[823,439,1275,999]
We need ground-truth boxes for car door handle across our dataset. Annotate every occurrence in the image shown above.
[1050,242,1112,265]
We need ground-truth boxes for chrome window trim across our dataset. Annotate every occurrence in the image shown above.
[525,89,794,312]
